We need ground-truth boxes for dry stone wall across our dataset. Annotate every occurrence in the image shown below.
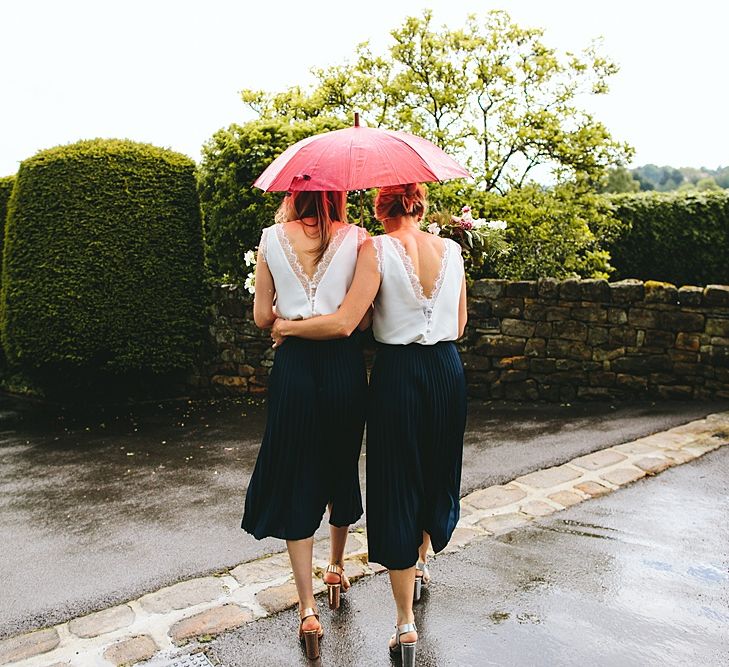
[188,279,729,401]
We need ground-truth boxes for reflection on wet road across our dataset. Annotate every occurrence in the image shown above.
[0,394,726,639]
[207,446,729,667]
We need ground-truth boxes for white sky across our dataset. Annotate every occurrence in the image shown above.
[1,0,727,177]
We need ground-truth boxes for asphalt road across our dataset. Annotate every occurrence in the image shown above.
[206,443,729,667]
[0,394,727,639]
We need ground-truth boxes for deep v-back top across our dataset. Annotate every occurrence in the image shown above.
[259,223,368,320]
[371,234,464,345]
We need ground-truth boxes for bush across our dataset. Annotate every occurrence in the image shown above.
[605,190,729,286]
[0,174,15,267]
[428,182,618,280]
[198,116,347,281]
[0,139,207,397]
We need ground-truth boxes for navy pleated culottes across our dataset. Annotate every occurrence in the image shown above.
[366,341,467,570]
[242,335,367,541]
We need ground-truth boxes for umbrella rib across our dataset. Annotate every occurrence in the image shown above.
[379,134,438,187]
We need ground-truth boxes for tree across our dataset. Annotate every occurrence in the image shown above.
[198,116,347,281]
[696,176,721,191]
[632,164,685,192]
[241,9,632,193]
[599,167,640,193]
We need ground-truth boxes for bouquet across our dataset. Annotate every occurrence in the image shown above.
[243,249,256,293]
[424,206,508,278]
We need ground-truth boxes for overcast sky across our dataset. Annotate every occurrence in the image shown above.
[1,0,726,176]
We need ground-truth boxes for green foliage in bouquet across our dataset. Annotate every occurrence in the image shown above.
[424,206,508,280]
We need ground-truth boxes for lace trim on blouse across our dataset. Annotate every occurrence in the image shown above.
[258,227,269,263]
[389,236,450,303]
[275,223,352,303]
[388,236,450,326]
[372,236,384,275]
[356,225,369,251]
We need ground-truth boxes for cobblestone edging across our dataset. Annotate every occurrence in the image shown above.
[2,412,728,667]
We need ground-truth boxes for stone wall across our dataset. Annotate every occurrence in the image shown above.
[186,285,274,397]
[187,279,729,401]
[462,278,729,401]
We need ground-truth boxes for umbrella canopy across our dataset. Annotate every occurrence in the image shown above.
[253,125,471,192]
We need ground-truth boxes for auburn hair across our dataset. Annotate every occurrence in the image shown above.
[374,183,428,222]
[275,190,348,263]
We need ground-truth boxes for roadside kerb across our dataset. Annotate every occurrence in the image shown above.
[1,411,727,667]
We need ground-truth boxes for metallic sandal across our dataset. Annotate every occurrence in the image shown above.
[324,563,347,610]
[414,560,430,602]
[389,621,418,667]
[298,606,323,660]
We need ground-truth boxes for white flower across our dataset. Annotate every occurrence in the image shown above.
[486,220,507,230]
[244,249,256,267]
[244,273,255,294]
[471,219,489,229]
[427,223,441,236]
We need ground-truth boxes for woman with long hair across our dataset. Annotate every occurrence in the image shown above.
[272,183,468,666]
[241,189,369,659]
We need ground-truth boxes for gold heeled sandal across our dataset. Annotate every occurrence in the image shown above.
[298,606,323,660]
[389,621,418,667]
[324,563,348,610]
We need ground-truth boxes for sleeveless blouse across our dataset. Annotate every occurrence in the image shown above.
[259,223,368,320]
[371,235,464,345]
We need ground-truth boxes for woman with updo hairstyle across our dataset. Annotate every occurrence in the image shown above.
[272,182,468,666]
[241,189,371,659]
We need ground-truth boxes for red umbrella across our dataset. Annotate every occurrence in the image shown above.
[253,117,471,192]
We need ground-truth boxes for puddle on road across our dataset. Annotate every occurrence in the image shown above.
[537,519,619,540]
[0,396,269,538]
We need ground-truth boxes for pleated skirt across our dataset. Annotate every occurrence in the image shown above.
[241,335,367,541]
[366,340,467,570]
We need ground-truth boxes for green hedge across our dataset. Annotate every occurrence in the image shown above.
[0,175,15,270]
[428,182,618,280]
[198,116,347,281]
[0,139,207,395]
[606,190,729,286]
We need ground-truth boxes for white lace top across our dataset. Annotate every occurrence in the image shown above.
[371,235,464,345]
[259,223,368,320]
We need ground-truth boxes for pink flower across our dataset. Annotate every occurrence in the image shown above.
[459,219,473,230]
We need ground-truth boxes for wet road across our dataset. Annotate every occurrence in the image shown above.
[207,443,729,667]
[0,394,727,639]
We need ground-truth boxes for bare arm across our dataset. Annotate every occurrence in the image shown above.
[458,274,468,337]
[273,241,381,341]
[253,249,276,329]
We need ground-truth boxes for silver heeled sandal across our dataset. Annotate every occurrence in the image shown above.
[414,560,430,602]
[389,621,418,667]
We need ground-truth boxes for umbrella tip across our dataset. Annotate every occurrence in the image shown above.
[354,112,360,127]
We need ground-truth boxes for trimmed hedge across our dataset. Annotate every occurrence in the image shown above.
[606,191,729,286]
[0,175,15,268]
[0,139,207,395]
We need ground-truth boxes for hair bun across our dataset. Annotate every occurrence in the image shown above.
[373,182,428,221]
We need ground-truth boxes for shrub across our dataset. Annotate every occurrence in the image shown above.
[605,190,729,286]
[0,174,15,268]
[0,139,207,397]
[428,181,618,280]
[198,116,347,281]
